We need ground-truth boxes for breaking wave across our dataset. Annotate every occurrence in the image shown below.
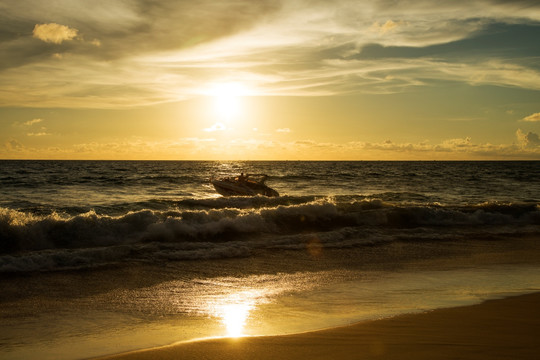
[1,196,539,272]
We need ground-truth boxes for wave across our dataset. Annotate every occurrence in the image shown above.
[1,197,539,272]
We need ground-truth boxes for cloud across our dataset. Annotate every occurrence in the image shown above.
[341,135,540,159]
[33,23,79,44]
[4,139,24,151]
[292,134,540,159]
[441,137,472,148]
[370,20,401,34]
[26,132,51,137]
[2,131,540,160]
[204,122,227,132]
[276,128,291,133]
[0,137,221,160]
[516,129,540,148]
[522,112,540,122]
[23,118,43,126]
[1,0,540,108]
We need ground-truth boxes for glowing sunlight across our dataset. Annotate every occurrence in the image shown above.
[210,289,266,338]
[208,82,248,120]
[219,302,252,337]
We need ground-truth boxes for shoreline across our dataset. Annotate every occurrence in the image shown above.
[96,291,540,360]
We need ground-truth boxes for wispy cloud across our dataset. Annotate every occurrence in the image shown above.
[23,118,43,126]
[370,20,401,34]
[1,0,540,108]
[522,112,540,122]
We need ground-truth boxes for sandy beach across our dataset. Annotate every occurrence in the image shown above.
[97,292,540,360]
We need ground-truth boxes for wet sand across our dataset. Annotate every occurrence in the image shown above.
[97,292,540,360]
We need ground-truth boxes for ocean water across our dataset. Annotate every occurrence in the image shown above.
[1,160,540,359]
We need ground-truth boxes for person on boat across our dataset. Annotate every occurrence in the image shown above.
[238,173,247,182]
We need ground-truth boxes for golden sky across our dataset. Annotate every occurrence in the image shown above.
[1,0,540,160]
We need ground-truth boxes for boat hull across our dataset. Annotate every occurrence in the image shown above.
[211,178,279,197]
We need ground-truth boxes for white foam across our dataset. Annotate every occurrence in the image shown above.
[1,198,539,272]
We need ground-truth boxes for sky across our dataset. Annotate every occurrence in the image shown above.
[1,0,540,160]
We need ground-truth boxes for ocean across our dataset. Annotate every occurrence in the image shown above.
[1,160,540,359]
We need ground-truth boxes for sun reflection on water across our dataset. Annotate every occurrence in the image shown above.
[211,290,263,338]
[199,272,347,339]
[219,302,252,337]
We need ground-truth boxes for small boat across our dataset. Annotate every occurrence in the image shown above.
[211,174,279,197]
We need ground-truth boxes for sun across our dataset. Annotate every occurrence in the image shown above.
[208,82,248,120]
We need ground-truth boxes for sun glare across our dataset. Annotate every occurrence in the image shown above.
[208,82,248,120]
[220,303,252,337]
[210,289,264,338]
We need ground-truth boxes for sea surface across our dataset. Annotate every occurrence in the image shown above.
[1,160,540,359]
